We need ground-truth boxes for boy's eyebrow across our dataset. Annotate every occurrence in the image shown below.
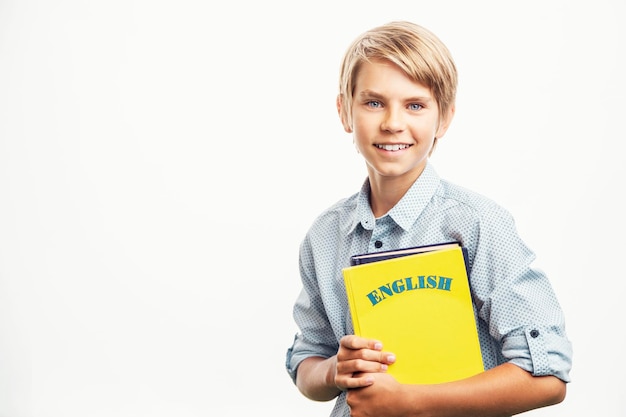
[358,90,385,100]
[358,89,434,103]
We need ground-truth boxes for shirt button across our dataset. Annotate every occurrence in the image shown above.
[374,240,383,248]
[530,329,540,338]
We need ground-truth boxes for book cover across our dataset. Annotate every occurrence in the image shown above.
[342,245,484,385]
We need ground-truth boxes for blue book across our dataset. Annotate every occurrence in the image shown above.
[350,241,462,266]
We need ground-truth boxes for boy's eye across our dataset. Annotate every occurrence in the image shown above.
[367,100,382,108]
[408,103,423,111]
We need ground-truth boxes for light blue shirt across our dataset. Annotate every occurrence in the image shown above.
[286,162,572,417]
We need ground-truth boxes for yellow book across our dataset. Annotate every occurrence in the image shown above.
[342,243,484,384]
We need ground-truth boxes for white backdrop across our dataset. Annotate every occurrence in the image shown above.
[1,0,624,416]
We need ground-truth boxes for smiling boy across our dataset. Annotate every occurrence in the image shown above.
[286,21,572,417]
[342,58,448,218]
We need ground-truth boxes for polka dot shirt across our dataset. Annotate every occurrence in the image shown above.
[286,162,572,417]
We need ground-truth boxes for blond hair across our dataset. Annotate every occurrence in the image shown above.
[338,21,457,129]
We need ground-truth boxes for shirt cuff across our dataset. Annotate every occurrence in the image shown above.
[501,325,573,382]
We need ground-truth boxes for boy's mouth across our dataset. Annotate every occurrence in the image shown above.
[375,144,412,151]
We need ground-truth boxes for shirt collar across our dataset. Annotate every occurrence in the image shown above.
[350,162,441,233]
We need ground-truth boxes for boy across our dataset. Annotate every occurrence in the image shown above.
[285,21,572,417]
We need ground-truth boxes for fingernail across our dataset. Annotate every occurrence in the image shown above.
[387,355,396,363]
[374,342,383,350]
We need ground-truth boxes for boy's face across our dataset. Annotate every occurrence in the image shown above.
[340,59,452,186]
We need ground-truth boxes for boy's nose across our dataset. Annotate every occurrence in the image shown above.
[380,108,405,132]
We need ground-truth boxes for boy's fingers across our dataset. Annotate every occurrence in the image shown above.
[381,351,396,364]
[340,335,383,351]
[335,372,375,391]
[364,350,395,365]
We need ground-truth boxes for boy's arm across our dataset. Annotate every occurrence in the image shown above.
[295,356,341,401]
[346,362,566,417]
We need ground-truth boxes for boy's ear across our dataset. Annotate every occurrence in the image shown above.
[336,94,353,133]
[435,104,455,139]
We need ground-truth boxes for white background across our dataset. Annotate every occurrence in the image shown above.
[1,0,624,416]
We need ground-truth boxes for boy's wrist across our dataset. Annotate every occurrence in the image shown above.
[325,356,343,395]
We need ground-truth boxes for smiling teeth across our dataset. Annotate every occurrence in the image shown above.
[376,144,410,151]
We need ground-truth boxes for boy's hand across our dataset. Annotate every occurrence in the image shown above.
[346,372,404,417]
[334,335,396,391]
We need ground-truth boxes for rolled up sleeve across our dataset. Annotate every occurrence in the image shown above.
[502,325,573,382]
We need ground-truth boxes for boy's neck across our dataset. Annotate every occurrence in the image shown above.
[368,173,420,218]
